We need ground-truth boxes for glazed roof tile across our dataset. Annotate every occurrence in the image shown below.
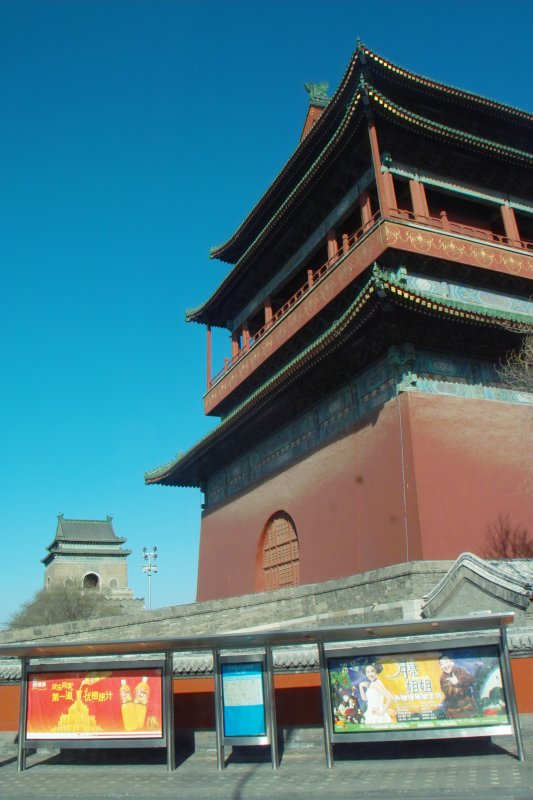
[0,645,335,681]
[382,272,533,326]
[367,86,533,163]
[56,517,123,543]
[42,516,128,559]
[360,45,533,120]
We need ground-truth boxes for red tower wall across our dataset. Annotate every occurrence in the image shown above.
[197,398,419,601]
[407,392,532,560]
[197,392,532,602]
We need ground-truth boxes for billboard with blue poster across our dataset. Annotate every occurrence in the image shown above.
[221,662,267,738]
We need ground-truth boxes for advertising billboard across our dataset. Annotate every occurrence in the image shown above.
[327,645,508,734]
[221,661,267,738]
[26,667,163,740]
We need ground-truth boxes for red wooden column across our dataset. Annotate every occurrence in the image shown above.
[439,210,450,231]
[360,189,372,230]
[501,204,520,243]
[367,119,389,216]
[409,180,429,219]
[206,325,212,389]
[242,319,250,350]
[231,331,240,358]
[264,297,273,327]
[382,171,398,212]
[327,228,338,262]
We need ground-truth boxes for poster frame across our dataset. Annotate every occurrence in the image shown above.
[18,658,171,765]
[321,632,520,757]
[214,649,279,770]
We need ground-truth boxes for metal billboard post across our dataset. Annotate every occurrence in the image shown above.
[17,656,28,772]
[265,646,279,770]
[213,648,225,770]
[318,642,334,768]
[500,625,525,762]
[164,651,176,771]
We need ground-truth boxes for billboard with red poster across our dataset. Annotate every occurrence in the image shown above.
[26,667,163,740]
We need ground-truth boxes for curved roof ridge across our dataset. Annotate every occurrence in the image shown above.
[60,516,113,524]
[361,45,533,121]
[367,86,533,163]
[383,269,533,327]
[210,46,363,263]
[188,87,365,324]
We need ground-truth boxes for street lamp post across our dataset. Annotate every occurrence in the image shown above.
[142,546,158,610]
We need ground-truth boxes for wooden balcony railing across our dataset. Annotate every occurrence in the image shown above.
[209,211,381,387]
[388,208,533,252]
[208,207,532,389]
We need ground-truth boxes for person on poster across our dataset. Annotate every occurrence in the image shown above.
[359,662,393,724]
[439,654,477,719]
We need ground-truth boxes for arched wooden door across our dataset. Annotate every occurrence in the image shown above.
[258,511,300,591]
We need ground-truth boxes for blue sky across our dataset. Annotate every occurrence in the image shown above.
[1,0,532,624]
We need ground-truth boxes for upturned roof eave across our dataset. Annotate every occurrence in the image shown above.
[360,45,533,122]
[41,548,133,565]
[186,86,367,326]
[188,86,533,327]
[208,42,533,267]
[47,536,127,546]
[208,46,362,265]
[368,87,533,164]
[148,268,533,487]
[150,272,379,485]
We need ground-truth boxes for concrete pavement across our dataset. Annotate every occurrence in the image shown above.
[1,718,532,799]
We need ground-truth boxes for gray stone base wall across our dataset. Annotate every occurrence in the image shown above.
[0,561,451,647]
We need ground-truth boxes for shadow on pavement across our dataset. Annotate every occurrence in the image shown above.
[332,736,517,762]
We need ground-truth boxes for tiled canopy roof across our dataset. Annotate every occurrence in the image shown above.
[41,517,129,564]
[55,516,125,543]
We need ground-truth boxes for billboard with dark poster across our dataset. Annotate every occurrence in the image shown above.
[327,645,508,734]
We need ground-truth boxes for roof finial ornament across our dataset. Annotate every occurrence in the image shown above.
[304,82,330,108]
[357,37,367,66]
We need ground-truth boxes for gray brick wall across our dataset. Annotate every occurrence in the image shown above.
[0,561,451,646]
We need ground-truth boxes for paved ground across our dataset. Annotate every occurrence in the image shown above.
[1,718,532,800]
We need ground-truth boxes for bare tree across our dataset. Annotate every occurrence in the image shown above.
[482,514,533,559]
[8,585,125,629]
[499,333,533,393]
[498,332,533,496]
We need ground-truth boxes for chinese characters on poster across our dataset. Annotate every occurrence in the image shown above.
[328,646,508,733]
[26,668,163,739]
[221,662,267,738]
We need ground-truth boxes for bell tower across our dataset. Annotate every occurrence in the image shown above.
[42,515,135,601]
